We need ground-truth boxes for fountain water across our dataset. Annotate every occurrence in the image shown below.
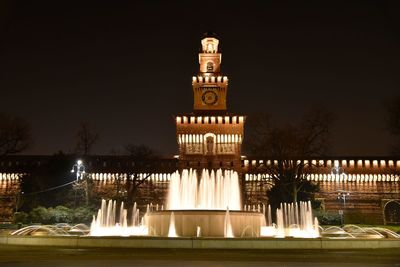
[167,212,177,237]
[90,199,148,236]
[167,169,241,210]
[89,169,323,238]
[11,224,90,236]
[224,208,234,238]
[146,169,265,237]
[260,201,320,238]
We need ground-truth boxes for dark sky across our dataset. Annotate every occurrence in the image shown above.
[1,1,399,156]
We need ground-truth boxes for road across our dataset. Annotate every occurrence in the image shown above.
[0,245,399,266]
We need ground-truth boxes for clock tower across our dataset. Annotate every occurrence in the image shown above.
[176,32,245,171]
[193,33,228,114]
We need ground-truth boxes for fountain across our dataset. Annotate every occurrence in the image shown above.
[11,224,90,236]
[89,168,324,238]
[167,212,177,237]
[167,169,241,210]
[260,201,320,238]
[90,199,147,236]
[12,168,399,240]
[146,169,265,237]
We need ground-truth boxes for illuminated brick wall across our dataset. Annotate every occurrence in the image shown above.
[0,156,399,224]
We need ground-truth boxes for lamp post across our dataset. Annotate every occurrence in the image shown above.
[71,159,90,206]
[71,159,85,181]
[331,164,350,227]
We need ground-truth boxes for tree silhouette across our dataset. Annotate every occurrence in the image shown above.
[124,145,157,208]
[0,112,32,155]
[19,152,75,211]
[75,122,99,156]
[106,144,160,216]
[245,108,334,209]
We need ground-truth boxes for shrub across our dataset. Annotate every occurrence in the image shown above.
[24,205,95,225]
[13,212,29,224]
[29,206,51,224]
[314,210,341,225]
[48,206,73,223]
[73,206,95,225]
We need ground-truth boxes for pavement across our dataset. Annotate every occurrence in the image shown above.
[0,245,399,267]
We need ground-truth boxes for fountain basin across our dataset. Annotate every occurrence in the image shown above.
[146,210,265,237]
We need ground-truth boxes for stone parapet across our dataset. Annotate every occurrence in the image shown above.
[1,236,400,249]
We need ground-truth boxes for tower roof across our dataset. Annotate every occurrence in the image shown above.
[202,31,218,40]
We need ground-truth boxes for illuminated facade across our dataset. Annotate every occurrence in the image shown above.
[0,155,399,224]
[0,34,399,225]
[176,33,244,171]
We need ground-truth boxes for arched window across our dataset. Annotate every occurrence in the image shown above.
[207,62,213,72]
[384,201,400,224]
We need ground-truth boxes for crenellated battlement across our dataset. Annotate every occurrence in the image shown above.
[176,115,244,125]
[243,158,400,170]
[192,76,228,84]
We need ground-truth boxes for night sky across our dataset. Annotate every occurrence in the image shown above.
[1,1,399,156]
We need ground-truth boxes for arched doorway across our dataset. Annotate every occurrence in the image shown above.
[203,133,216,155]
[384,201,400,224]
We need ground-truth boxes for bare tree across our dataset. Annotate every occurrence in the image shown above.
[125,144,154,159]
[75,122,99,156]
[386,96,400,155]
[73,123,99,206]
[245,108,334,207]
[101,145,158,209]
[124,145,157,207]
[0,113,32,155]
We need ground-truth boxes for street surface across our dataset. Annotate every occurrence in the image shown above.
[0,245,399,266]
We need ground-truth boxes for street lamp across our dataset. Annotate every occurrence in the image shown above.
[331,164,350,226]
[71,159,85,181]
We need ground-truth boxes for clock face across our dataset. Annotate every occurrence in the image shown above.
[202,91,218,105]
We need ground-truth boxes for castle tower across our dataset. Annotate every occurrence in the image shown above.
[193,33,227,114]
[176,33,245,171]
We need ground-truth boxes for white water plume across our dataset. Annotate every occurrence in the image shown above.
[167,169,241,210]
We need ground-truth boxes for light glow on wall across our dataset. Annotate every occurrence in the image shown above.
[90,172,171,182]
[178,134,243,144]
[357,160,363,168]
[380,160,386,168]
[0,173,21,181]
[244,173,400,183]
[342,160,347,167]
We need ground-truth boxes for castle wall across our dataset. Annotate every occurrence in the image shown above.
[318,181,399,224]
[0,156,399,224]
[0,174,20,222]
